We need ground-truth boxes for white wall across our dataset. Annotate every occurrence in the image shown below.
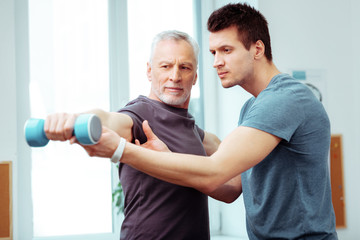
[258,0,360,239]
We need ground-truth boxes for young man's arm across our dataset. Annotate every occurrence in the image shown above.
[206,174,242,203]
[87,125,280,196]
[203,130,242,202]
[133,121,241,202]
[120,126,281,194]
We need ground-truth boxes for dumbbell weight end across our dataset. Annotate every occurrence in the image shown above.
[24,118,49,147]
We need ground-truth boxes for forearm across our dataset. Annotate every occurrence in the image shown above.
[121,142,225,193]
[120,126,280,195]
[122,140,242,201]
[83,109,133,141]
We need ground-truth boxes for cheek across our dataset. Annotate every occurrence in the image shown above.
[184,74,196,86]
[152,72,166,84]
[231,55,250,71]
[185,81,196,92]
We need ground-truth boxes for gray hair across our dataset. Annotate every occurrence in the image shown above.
[149,30,199,67]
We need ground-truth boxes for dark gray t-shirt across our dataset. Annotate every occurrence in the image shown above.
[239,74,337,239]
[118,95,209,240]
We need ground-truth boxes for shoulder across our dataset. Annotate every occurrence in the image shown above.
[119,96,161,119]
[257,75,310,112]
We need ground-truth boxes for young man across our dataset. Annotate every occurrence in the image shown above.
[44,30,220,239]
[84,3,338,239]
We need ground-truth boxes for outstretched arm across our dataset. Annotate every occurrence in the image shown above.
[86,109,133,142]
[44,109,133,143]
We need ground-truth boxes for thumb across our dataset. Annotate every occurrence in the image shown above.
[142,120,158,140]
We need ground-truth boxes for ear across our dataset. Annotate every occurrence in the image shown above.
[254,40,265,59]
[146,62,152,81]
[193,72,198,86]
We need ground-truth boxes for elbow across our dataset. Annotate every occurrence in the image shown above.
[222,199,235,204]
[198,184,217,196]
[197,176,224,196]
[221,192,242,204]
[207,187,242,204]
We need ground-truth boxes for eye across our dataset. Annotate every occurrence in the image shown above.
[224,48,232,53]
[161,65,169,69]
[181,66,191,70]
[210,50,216,56]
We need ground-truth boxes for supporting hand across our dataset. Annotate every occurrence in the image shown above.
[79,126,121,158]
[135,120,170,152]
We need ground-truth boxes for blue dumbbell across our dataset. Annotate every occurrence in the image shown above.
[24,114,102,147]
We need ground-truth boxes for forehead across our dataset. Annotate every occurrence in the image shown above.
[209,26,242,49]
[153,39,196,63]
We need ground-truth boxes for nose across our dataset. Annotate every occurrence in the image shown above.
[169,67,182,82]
[213,54,224,69]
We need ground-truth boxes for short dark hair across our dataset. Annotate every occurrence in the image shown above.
[207,3,272,61]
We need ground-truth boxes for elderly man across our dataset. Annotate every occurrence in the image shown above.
[44,30,220,239]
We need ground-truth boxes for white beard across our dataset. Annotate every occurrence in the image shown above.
[159,93,188,106]
[152,85,190,107]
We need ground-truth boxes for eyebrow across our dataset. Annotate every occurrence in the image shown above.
[158,61,194,66]
[209,44,233,52]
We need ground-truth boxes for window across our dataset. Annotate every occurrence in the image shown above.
[29,0,114,237]
[126,0,203,128]
[127,0,197,100]
[28,0,207,239]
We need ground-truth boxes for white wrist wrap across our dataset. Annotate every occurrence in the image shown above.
[110,137,126,163]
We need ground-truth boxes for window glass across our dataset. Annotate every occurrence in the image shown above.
[29,0,112,236]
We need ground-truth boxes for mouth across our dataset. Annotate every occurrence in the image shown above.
[217,71,228,79]
[165,87,184,94]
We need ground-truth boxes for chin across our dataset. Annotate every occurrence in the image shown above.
[160,95,188,107]
[221,81,234,89]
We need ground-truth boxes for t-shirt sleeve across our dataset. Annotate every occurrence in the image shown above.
[240,90,304,142]
[118,103,147,143]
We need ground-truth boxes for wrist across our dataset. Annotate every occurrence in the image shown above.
[110,137,126,163]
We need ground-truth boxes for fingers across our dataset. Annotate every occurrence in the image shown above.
[69,136,78,145]
[142,120,158,140]
[139,120,170,152]
[44,113,77,141]
[81,145,96,157]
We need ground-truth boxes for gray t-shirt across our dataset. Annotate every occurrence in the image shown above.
[239,74,337,239]
[118,96,209,240]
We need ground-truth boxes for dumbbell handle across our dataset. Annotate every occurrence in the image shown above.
[24,114,102,147]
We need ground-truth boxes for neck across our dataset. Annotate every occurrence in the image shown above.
[243,60,280,97]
